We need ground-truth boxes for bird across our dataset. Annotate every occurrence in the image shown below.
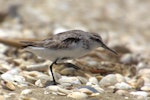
[21,30,117,85]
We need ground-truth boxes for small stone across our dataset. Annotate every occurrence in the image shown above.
[141,85,150,91]
[115,82,132,90]
[137,95,148,100]
[1,80,16,91]
[67,92,88,99]
[91,85,104,93]
[57,87,72,95]
[19,95,37,100]
[130,91,148,98]
[78,86,100,93]
[89,77,99,85]
[58,76,81,85]
[26,62,48,72]
[35,79,50,87]
[46,85,59,92]
[21,89,33,95]
[0,95,5,100]
[120,53,133,64]
[115,90,128,96]
[4,93,18,100]
[77,76,88,84]
[78,88,93,95]
[99,74,125,87]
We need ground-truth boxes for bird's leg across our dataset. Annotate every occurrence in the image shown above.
[49,58,59,85]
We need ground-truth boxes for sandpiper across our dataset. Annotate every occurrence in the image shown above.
[21,30,117,85]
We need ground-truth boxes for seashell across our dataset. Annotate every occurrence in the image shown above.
[67,92,88,99]
[1,68,21,82]
[78,86,99,93]
[58,76,81,85]
[4,92,18,99]
[1,69,28,87]
[56,92,66,96]
[130,91,148,98]
[78,88,93,95]
[115,90,128,96]
[21,89,33,95]
[99,74,125,87]
[1,80,16,91]
[88,77,99,85]
[57,87,72,94]
[35,79,50,87]
[91,85,104,93]
[60,82,72,88]
[46,85,59,92]
[120,53,136,64]
[19,95,37,100]
[141,85,150,92]
[0,95,5,100]
[22,71,50,84]
[26,62,48,72]
[137,95,148,100]
[115,82,132,90]
[77,76,88,84]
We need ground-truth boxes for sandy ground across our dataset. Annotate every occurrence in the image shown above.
[0,0,150,100]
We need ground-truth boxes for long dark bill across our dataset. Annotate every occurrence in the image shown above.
[101,43,118,55]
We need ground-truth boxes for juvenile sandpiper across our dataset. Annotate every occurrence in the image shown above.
[21,30,118,85]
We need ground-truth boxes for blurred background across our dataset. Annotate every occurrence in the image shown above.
[0,1,150,99]
[0,0,149,54]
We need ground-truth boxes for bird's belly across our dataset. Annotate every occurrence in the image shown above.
[24,47,90,61]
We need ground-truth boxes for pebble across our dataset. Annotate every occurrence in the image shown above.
[46,85,59,92]
[88,77,99,85]
[1,68,28,87]
[0,95,5,100]
[77,76,88,84]
[26,62,48,72]
[99,74,125,87]
[35,79,50,87]
[21,89,33,95]
[22,71,50,84]
[91,85,104,93]
[57,87,72,95]
[120,53,137,64]
[115,90,128,96]
[67,92,88,99]
[19,96,37,100]
[130,91,148,99]
[78,88,93,95]
[120,53,133,64]
[4,93,18,99]
[141,85,150,91]
[1,80,16,91]
[115,82,132,90]
[77,86,99,93]
[1,68,21,82]
[46,85,72,95]
[58,76,81,85]
[137,95,148,100]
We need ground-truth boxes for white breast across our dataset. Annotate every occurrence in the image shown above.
[24,46,90,61]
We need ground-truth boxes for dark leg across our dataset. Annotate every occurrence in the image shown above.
[50,58,59,85]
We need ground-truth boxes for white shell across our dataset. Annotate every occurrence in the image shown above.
[67,92,88,99]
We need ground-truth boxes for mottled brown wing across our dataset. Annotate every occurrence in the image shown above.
[43,37,81,49]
